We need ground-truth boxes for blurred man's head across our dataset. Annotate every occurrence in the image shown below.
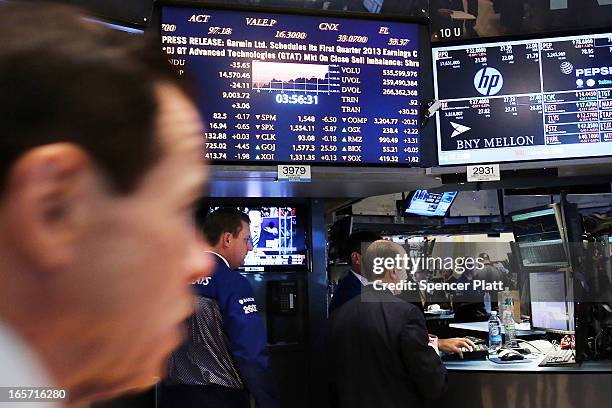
[346,231,383,275]
[200,208,253,269]
[441,268,454,280]
[412,268,428,283]
[362,240,408,295]
[479,253,491,264]
[0,2,211,404]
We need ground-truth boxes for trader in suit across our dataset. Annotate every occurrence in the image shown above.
[329,239,448,408]
[162,208,278,408]
[328,231,382,314]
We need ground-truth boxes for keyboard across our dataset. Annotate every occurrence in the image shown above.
[538,349,577,367]
[441,341,489,361]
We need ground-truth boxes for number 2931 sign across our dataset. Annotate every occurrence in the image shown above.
[467,164,500,182]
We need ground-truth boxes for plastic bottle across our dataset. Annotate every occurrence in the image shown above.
[488,311,502,351]
[500,287,512,315]
[483,292,492,314]
[503,310,517,348]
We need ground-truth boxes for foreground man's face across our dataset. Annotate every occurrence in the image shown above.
[65,83,212,402]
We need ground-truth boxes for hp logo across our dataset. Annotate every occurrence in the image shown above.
[474,67,503,96]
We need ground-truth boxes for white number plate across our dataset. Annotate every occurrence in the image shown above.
[467,164,500,182]
[277,165,311,182]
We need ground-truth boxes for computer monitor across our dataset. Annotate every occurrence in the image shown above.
[529,271,573,333]
[404,190,457,217]
[432,31,612,166]
[159,3,430,165]
[204,206,308,272]
[511,206,568,267]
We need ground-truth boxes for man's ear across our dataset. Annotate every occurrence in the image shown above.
[351,252,360,266]
[388,267,399,282]
[221,231,233,248]
[3,143,95,271]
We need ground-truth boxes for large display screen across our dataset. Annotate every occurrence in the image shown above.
[404,190,457,217]
[433,31,612,165]
[161,6,425,165]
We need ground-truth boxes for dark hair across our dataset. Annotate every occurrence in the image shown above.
[346,231,383,262]
[0,2,183,195]
[198,207,251,246]
[478,253,491,262]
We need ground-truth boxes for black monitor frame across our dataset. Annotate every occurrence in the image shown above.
[153,1,437,168]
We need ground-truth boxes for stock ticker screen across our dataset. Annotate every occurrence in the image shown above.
[160,6,425,165]
[433,32,612,166]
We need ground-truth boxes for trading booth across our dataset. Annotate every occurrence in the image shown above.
[81,0,612,407]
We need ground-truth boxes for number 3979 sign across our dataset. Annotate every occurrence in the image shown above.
[467,164,500,182]
[277,165,311,182]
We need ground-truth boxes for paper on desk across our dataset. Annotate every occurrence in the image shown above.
[450,10,476,20]
[515,322,531,331]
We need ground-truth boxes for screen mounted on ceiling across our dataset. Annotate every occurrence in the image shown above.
[160,5,427,165]
[404,190,457,217]
[433,31,612,166]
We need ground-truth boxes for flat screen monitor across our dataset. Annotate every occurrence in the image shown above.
[160,4,428,165]
[404,190,457,217]
[529,271,572,332]
[433,31,612,166]
[511,207,568,267]
[205,206,308,272]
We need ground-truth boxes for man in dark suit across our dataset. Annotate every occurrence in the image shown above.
[328,232,382,314]
[162,208,278,408]
[329,240,448,408]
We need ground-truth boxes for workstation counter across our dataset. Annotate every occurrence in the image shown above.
[437,358,612,408]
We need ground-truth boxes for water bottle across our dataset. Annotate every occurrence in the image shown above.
[503,310,517,348]
[488,311,502,351]
[500,287,513,315]
[483,292,492,314]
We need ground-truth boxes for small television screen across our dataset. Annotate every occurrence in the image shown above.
[433,31,612,166]
[205,206,308,271]
[404,190,457,217]
[160,4,428,165]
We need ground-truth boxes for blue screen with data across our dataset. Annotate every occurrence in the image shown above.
[161,6,424,165]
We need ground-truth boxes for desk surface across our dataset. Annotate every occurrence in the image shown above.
[425,312,455,321]
[449,321,546,336]
[445,357,612,373]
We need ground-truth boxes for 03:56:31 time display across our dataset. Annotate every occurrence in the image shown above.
[275,94,319,105]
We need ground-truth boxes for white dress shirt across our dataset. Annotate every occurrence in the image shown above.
[0,322,60,407]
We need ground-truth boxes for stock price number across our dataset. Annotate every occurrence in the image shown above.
[208,26,232,35]
[289,154,316,161]
[379,156,399,163]
[388,38,410,46]
[337,35,368,43]
[275,30,307,39]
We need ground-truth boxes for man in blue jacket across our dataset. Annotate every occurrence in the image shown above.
[329,231,382,314]
[162,208,278,408]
